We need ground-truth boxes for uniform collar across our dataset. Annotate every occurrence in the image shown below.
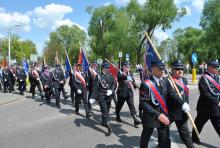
[153,75,162,84]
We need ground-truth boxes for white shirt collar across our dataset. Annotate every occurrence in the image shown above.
[153,75,162,84]
[207,70,215,78]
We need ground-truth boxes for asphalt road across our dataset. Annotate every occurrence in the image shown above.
[0,78,219,148]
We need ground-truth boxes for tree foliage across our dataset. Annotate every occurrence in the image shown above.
[87,0,186,64]
[200,0,220,60]
[0,35,37,64]
[43,25,87,65]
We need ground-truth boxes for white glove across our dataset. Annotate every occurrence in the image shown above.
[20,79,22,82]
[127,76,133,81]
[77,89,82,94]
[106,90,113,96]
[36,78,40,81]
[182,102,190,113]
[89,98,96,105]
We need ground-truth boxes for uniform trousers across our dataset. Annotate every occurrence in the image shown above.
[140,124,170,148]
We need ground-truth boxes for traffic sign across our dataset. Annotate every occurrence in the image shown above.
[125,54,129,61]
[191,52,197,65]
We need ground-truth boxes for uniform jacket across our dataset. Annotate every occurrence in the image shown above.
[2,69,11,82]
[91,72,116,102]
[167,76,189,121]
[197,71,220,116]
[117,71,136,98]
[29,68,41,85]
[52,66,65,88]
[16,68,27,81]
[72,70,88,93]
[40,69,53,88]
[139,76,169,128]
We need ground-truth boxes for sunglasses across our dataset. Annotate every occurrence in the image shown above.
[175,68,184,71]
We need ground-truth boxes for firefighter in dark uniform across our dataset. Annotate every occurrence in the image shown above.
[52,64,66,109]
[40,65,53,103]
[9,65,16,92]
[167,61,194,148]
[69,65,76,106]
[2,66,12,93]
[192,60,220,144]
[29,63,43,99]
[88,61,99,111]
[90,62,116,136]
[0,66,3,90]
[116,61,141,127]
[139,61,170,148]
[73,64,92,118]
[16,65,27,95]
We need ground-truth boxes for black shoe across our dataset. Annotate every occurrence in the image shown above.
[192,138,201,145]
[86,113,92,119]
[64,96,68,100]
[106,122,112,136]
[116,116,122,122]
[46,99,51,103]
[32,96,35,99]
[133,116,141,128]
[75,110,79,115]
[57,104,61,109]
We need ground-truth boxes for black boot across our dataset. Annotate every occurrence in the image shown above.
[116,113,122,122]
[101,121,112,136]
[86,111,92,119]
[56,102,61,109]
[132,114,141,128]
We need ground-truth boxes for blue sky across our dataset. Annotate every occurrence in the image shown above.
[0,0,204,56]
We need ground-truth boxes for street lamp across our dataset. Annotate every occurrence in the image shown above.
[8,24,22,65]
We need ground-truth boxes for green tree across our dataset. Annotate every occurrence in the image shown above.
[126,0,186,64]
[43,25,87,65]
[87,5,118,60]
[0,35,37,64]
[200,0,220,60]
[172,27,204,64]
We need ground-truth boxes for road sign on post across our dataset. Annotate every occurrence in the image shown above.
[191,52,198,84]
[119,51,122,70]
[191,52,197,66]
[30,54,38,62]
[125,54,129,61]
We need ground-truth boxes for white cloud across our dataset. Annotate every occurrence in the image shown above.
[192,0,204,12]
[115,0,145,6]
[184,6,191,16]
[32,3,73,29]
[174,0,191,6]
[0,11,31,32]
[52,19,86,32]
[174,0,204,13]
[104,2,111,6]
[154,29,169,43]
[0,33,5,38]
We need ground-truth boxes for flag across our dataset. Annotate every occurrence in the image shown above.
[109,63,119,81]
[78,48,89,73]
[23,59,29,74]
[42,56,46,72]
[144,40,161,71]
[2,58,7,67]
[65,55,71,78]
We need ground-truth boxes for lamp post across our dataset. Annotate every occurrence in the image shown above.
[8,24,22,65]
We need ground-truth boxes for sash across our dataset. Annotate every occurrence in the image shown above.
[172,77,189,97]
[203,74,220,92]
[144,79,168,114]
[75,71,86,88]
